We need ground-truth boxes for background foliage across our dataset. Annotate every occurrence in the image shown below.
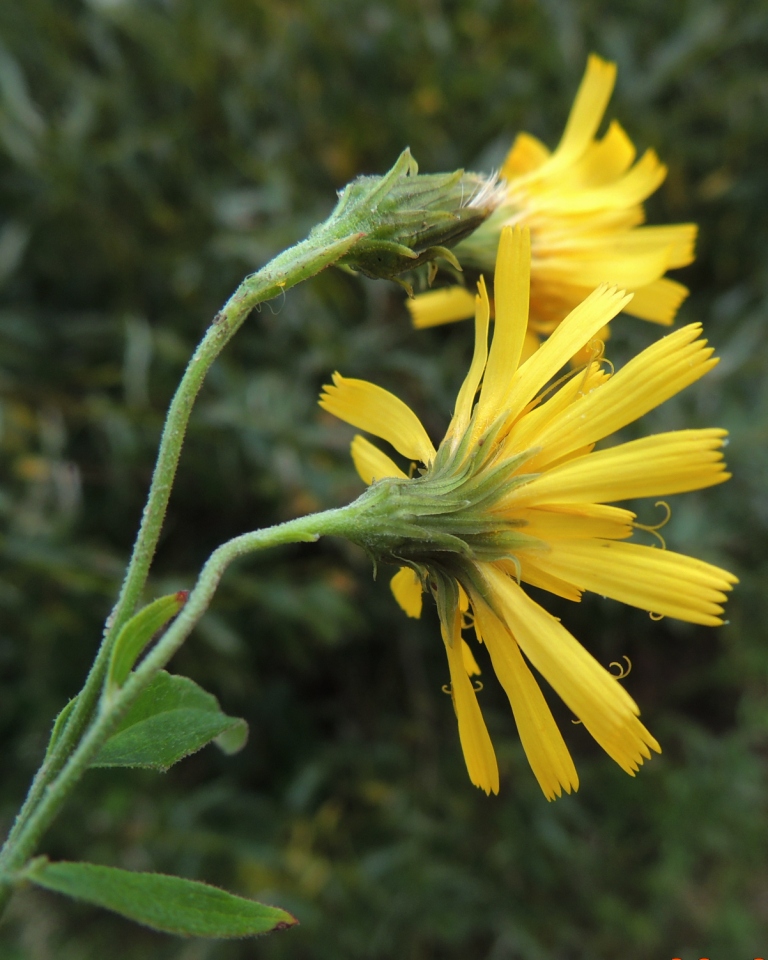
[0,0,766,957]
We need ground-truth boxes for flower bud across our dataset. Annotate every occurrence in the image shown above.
[320,148,503,284]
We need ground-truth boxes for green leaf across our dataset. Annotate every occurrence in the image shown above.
[44,695,79,759]
[26,859,296,938]
[108,591,188,690]
[213,718,249,755]
[93,671,248,770]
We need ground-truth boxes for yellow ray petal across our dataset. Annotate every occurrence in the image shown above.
[461,638,482,676]
[529,204,646,238]
[521,330,540,362]
[626,278,690,324]
[472,596,578,800]
[549,150,667,212]
[501,361,610,454]
[350,435,408,486]
[501,131,550,180]
[533,247,673,290]
[447,277,490,443]
[515,429,730,504]
[501,284,632,426]
[407,286,476,329]
[509,502,635,541]
[390,566,423,618]
[540,443,597,473]
[564,120,636,187]
[442,609,499,795]
[320,373,436,464]
[544,54,617,175]
[457,582,470,613]
[526,324,717,469]
[476,227,531,429]
[610,223,697,268]
[485,568,660,774]
[533,539,737,626]
[516,555,584,602]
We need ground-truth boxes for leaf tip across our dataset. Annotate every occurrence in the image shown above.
[269,906,299,931]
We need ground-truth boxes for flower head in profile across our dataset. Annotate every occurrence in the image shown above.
[320,226,734,799]
[329,147,505,286]
[408,55,697,355]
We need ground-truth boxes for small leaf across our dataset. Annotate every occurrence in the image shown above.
[108,592,188,690]
[214,718,248,755]
[93,671,248,770]
[45,696,79,759]
[26,859,296,938]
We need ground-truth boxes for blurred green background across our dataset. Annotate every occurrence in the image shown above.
[0,0,766,957]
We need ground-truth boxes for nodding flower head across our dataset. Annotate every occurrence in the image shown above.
[408,55,697,352]
[321,225,734,799]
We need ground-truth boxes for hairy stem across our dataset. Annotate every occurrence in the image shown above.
[0,147,489,913]
[0,502,363,904]
[1,225,363,855]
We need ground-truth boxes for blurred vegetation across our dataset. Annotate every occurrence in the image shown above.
[0,0,766,957]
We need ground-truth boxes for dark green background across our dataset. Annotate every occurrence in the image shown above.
[0,1,766,957]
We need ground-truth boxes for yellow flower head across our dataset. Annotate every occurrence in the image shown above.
[319,226,734,800]
[408,55,697,351]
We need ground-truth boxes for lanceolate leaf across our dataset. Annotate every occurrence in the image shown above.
[26,860,297,938]
[44,695,79,759]
[93,671,248,770]
[213,718,249,755]
[107,591,188,690]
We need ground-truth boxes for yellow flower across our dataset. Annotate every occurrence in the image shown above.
[408,55,697,352]
[319,225,735,800]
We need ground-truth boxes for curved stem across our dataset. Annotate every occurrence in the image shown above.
[0,147,483,908]
[0,502,361,898]
[3,225,364,852]
[106,227,364,642]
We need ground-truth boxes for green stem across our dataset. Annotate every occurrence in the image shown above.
[0,146,488,911]
[105,226,365,642]
[0,501,364,904]
[3,223,365,854]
